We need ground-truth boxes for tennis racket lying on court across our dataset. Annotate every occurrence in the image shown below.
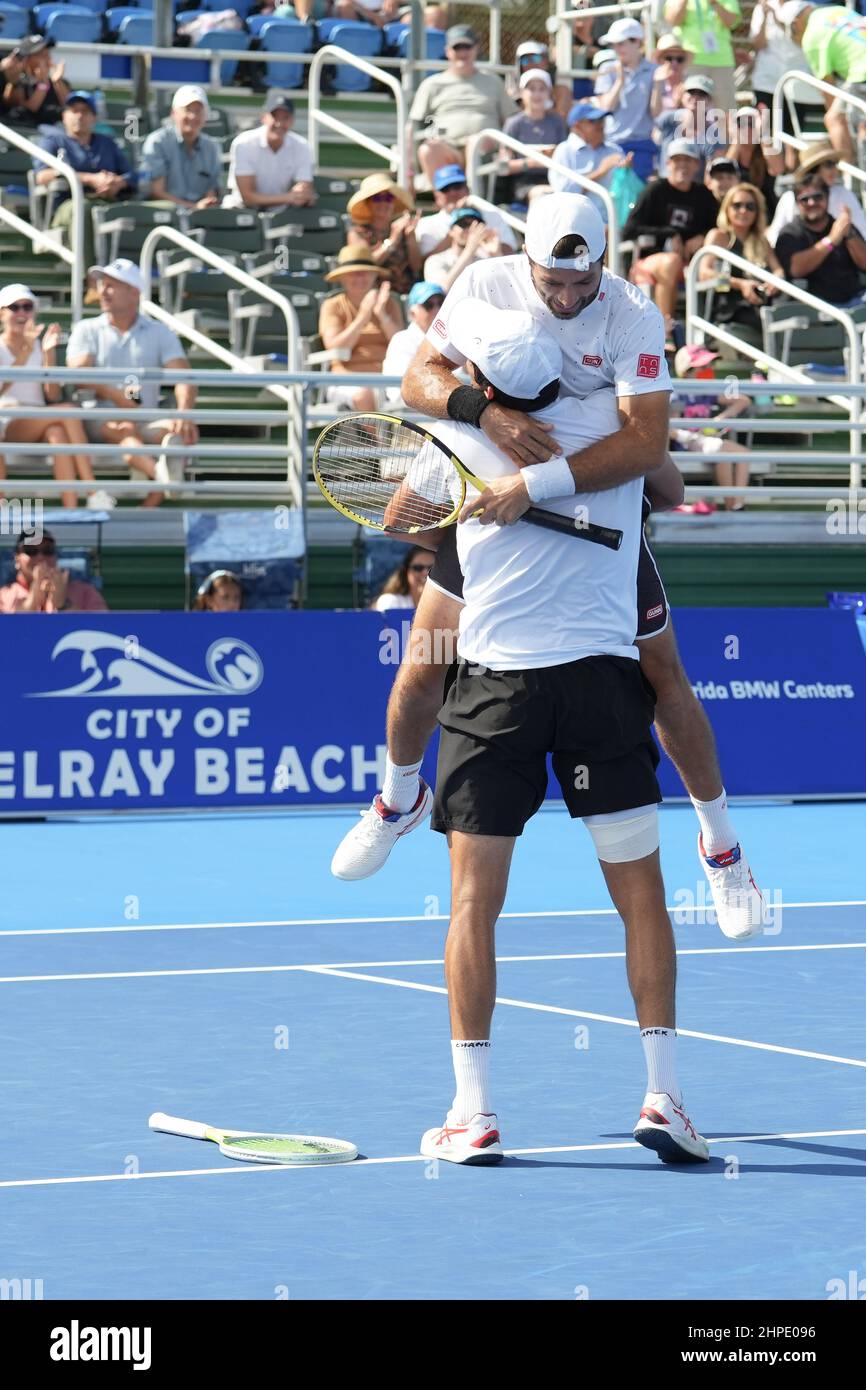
[312,413,623,551]
[148,1112,358,1166]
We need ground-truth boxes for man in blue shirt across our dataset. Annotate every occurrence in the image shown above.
[654,73,727,177]
[140,84,222,210]
[549,101,629,220]
[33,91,136,268]
[593,16,658,179]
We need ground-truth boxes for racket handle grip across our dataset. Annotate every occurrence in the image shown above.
[149,1112,209,1140]
[525,506,623,550]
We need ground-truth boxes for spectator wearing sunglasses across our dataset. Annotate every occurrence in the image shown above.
[408,26,512,186]
[346,173,422,296]
[372,545,436,612]
[698,184,784,330]
[0,530,108,613]
[423,206,504,291]
[382,281,445,404]
[767,143,866,247]
[0,284,99,510]
[512,40,573,121]
[650,34,693,118]
[775,171,866,307]
[654,74,728,178]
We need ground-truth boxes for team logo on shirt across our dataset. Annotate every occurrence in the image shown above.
[582,354,603,367]
[432,318,447,338]
[637,353,661,379]
[646,604,664,621]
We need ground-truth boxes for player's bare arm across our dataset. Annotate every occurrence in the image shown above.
[643,452,685,511]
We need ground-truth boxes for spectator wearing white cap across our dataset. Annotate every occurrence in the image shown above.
[0,283,98,510]
[66,260,198,508]
[140,86,222,210]
[499,70,567,203]
[664,0,741,116]
[654,73,729,177]
[224,93,315,210]
[592,17,658,181]
[548,103,629,219]
[511,40,572,121]
[781,3,866,163]
[624,141,720,320]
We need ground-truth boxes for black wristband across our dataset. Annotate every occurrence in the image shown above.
[446,385,490,427]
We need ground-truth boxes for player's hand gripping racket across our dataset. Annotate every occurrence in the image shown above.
[148,1112,358,1165]
[312,413,623,550]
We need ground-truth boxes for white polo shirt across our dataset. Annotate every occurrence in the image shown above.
[224,126,314,206]
[427,254,671,400]
[66,312,185,409]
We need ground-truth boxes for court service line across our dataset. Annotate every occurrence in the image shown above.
[3,938,866,987]
[0,900,862,938]
[308,967,866,1070]
[1,1127,864,1192]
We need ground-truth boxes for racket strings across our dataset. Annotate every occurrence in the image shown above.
[315,418,460,532]
[223,1136,338,1156]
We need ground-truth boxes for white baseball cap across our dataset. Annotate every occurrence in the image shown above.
[600,17,645,45]
[519,67,552,91]
[778,1,812,29]
[447,298,562,403]
[0,282,36,308]
[172,84,209,112]
[524,192,606,270]
[88,258,144,293]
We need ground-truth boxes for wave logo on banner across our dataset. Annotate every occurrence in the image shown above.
[26,631,264,699]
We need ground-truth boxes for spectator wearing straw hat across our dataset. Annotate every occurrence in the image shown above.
[140,85,222,210]
[650,33,693,118]
[767,142,866,245]
[345,173,422,295]
[592,17,658,181]
[548,103,629,218]
[664,0,741,117]
[319,246,404,410]
[224,92,314,209]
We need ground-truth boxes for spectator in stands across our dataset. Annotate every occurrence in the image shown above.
[423,207,504,290]
[727,120,785,220]
[654,74,728,178]
[335,0,400,22]
[672,344,752,511]
[224,93,315,210]
[592,17,657,181]
[0,283,98,511]
[624,139,720,320]
[34,92,136,270]
[140,85,222,210]
[499,70,567,204]
[1,36,70,130]
[319,245,403,410]
[548,102,629,218]
[259,2,331,20]
[416,164,517,261]
[705,154,741,204]
[664,0,741,116]
[699,184,784,330]
[408,25,512,184]
[511,40,572,120]
[0,530,108,613]
[782,3,866,161]
[750,0,818,169]
[571,11,610,98]
[67,259,198,508]
[372,544,435,612]
[382,280,444,403]
[775,170,866,306]
[768,143,866,245]
[346,173,422,295]
[194,569,243,611]
[650,33,693,118]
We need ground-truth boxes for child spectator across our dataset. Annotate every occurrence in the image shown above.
[195,570,243,611]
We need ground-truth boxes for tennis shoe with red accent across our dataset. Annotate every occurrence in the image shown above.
[700,835,765,941]
[633,1091,709,1164]
[420,1112,504,1165]
[331,780,433,880]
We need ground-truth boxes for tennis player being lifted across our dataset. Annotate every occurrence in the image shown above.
[332,193,765,944]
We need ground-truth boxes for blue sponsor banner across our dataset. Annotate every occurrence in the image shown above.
[0,608,864,814]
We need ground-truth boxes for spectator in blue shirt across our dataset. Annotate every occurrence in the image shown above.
[592,16,658,180]
[140,85,222,210]
[548,102,631,220]
[33,91,136,269]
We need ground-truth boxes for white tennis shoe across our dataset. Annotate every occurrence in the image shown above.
[420,1112,504,1165]
[699,836,765,941]
[633,1092,709,1164]
[330,780,433,880]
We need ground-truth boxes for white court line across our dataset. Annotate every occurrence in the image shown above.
[3,938,866,986]
[1,1126,864,1192]
[309,967,866,1070]
[0,900,863,938]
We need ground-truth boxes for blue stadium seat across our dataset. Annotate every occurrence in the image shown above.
[45,8,103,41]
[194,29,250,86]
[0,5,30,39]
[384,23,445,65]
[105,5,142,32]
[201,0,254,12]
[117,11,153,40]
[33,1,73,26]
[258,19,312,90]
[0,0,41,9]
[54,0,109,11]
[314,20,383,92]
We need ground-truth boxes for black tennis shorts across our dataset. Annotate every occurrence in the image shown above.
[427,504,669,641]
[431,654,661,837]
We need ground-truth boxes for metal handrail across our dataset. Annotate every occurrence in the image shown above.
[0,121,85,319]
[548,0,659,79]
[468,129,621,273]
[309,44,408,185]
[686,244,864,488]
[772,71,866,187]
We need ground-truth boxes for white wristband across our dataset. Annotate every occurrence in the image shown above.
[520,457,575,504]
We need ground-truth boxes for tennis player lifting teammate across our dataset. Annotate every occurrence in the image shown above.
[332,193,765,942]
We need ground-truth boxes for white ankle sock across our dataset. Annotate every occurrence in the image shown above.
[450,1040,492,1122]
[381,756,422,813]
[691,789,737,857]
[640,1027,680,1104]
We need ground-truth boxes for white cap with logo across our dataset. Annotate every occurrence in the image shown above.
[447,298,562,402]
[0,282,36,309]
[172,84,210,112]
[524,192,606,271]
[88,258,144,293]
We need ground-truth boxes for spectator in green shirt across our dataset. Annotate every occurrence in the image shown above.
[782,2,866,162]
[664,0,742,115]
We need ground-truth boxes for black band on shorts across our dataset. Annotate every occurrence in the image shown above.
[428,526,464,602]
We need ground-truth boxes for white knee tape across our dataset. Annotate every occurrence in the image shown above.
[582,804,659,864]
